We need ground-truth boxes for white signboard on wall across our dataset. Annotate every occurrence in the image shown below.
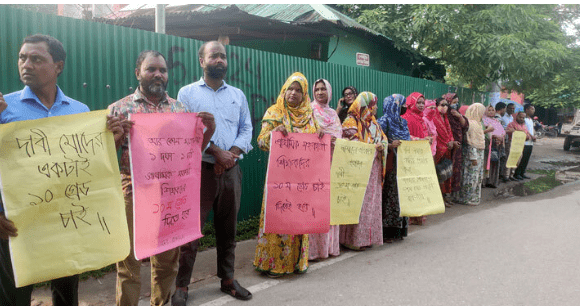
[356,53,370,66]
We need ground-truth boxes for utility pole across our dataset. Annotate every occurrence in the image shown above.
[155,4,166,34]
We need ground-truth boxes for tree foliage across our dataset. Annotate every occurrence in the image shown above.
[334,4,580,107]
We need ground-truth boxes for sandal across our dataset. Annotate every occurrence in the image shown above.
[220,279,253,301]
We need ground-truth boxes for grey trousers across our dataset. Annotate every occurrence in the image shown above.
[175,162,242,287]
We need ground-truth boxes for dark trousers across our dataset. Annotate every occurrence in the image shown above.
[175,162,242,288]
[0,239,78,306]
[515,145,533,177]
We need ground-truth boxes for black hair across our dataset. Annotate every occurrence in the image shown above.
[135,50,166,70]
[495,102,506,111]
[524,104,534,111]
[342,86,358,97]
[22,34,66,64]
[435,97,445,106]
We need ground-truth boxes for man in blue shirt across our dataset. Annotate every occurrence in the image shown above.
[172,41,253,304]
[0,34,124,306]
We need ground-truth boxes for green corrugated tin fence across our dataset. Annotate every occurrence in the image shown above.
[0,5,489,220]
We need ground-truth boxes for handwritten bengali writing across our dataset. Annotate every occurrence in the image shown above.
[271,180,326,192]
[275,155,310,170]
[339,144,375,156]
[274,199,316,218]
[329,139,376,225]
[147,137,202,147]
[273,137,328,152]
[0,110,130,288]
[265,132,331,234]
[396,140,445,217]
[15,130,105,159]
[148,149,196,162]
[13,128,113,234]
[130,113,205,260]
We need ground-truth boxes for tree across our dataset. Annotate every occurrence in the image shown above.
[335,4,577,96]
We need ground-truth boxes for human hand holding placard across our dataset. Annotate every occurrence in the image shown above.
[264,132,331,235]
[0,110,129,287]
[397,140,445,217]
[329,138,376,225]
[129,113,204,260]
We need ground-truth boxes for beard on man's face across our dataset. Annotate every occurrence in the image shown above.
[142,79,167,97]
[206,64,227,79]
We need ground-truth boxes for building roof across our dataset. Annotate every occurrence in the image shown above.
[97,4,388,42]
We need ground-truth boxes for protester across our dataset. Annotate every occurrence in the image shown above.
[506,111,532,181]
[401,92,433,224]
[0,34,124,306]
[456,103,487,205]
[336,86,358,123]
[172,40,254,304]
[493,102,509,183]
[432,98,457,207]
[253,72,320,277]
[423,99,438,157]
[339,92,387,249]
[442,93,469,205]
[482,105,505,188]
[309,78,342,260]
[501,102,516,128]
[500,103,520,181]
[514,104,536,180]
[108,50,215,306]
[402,92,429,141]
[378,94,410,240]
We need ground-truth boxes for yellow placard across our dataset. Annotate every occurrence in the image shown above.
[0,110,129,287]
[330,139,376,225]
[506,131,526,168]
[397,140,445,217]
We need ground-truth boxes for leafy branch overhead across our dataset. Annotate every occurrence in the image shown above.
[334,4,580,107]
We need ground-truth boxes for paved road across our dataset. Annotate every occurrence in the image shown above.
[202,181,580,306]
[30,137,580,306]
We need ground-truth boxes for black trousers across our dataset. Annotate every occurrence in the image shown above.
[0,239,78,306]
[175,162,242,288]
[515,145,533,177]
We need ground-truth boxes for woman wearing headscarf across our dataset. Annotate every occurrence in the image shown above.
[309,78,342,260]
[336,86,358,123]
[433,98,458,206]
[402,92,430,141]
[340,92,387,250]
[482,105,505,188]
[253,72,321,277]
[400,92,433,225]
[456,103,486,205]
[378,94,410,240]
[423,99,438,157]
[442,93,469,205]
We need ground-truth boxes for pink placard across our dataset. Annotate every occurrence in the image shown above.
[129,113,204,260]
[264,132,331,235]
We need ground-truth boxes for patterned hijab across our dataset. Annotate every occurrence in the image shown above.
[342,92,387,144]
[262,72,318,134]
[311,79,342,138]
[444,92,468,141]
[424,99,438,121]
[401,92,427,138]
[482,105,506,138]
[378,94,411,141]
[465,103,486,149]
[443,93,458,104]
